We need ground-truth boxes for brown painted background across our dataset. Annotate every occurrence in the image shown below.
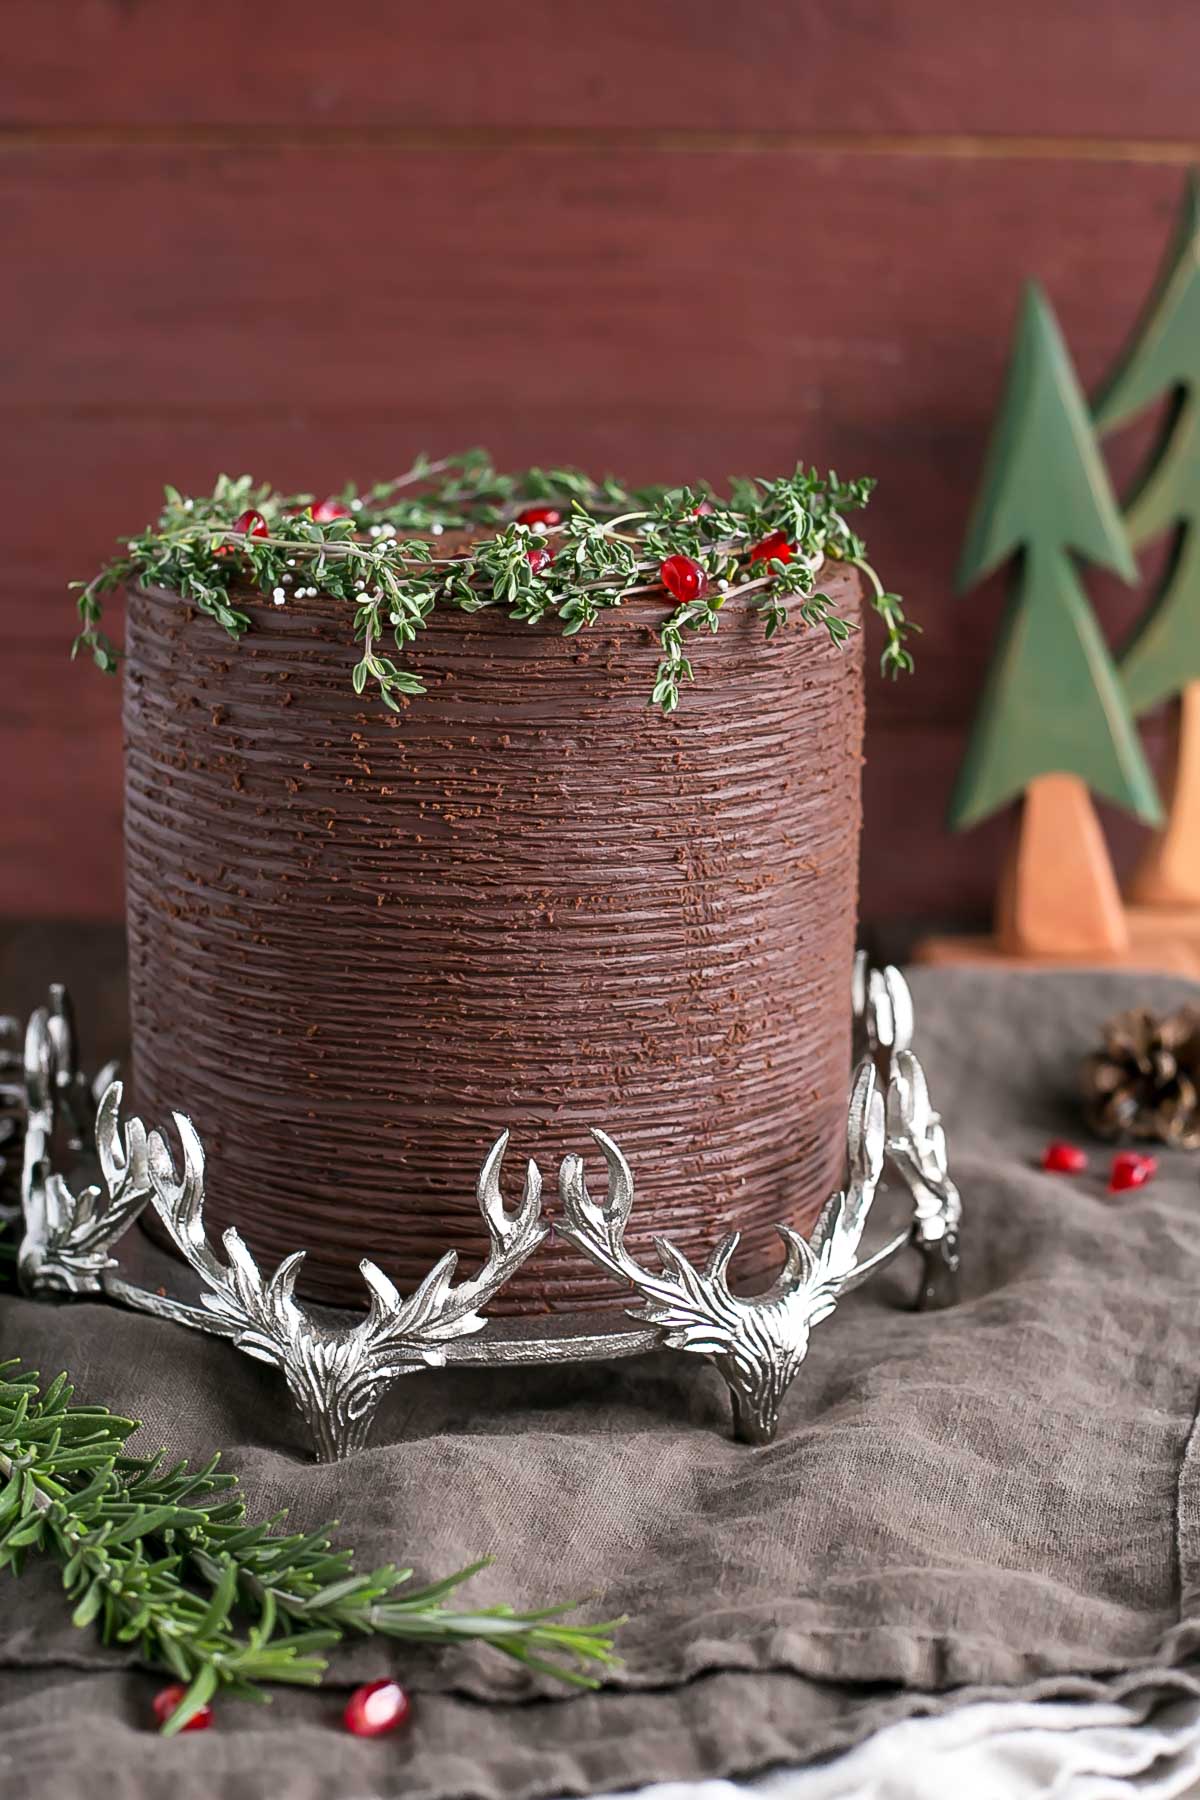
[4,1,1196,932]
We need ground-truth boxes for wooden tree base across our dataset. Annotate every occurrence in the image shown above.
[914,773,1200,974]
[911,930,1200,976]
[995,772,1129,957]
[1126,682,1200,907]
[1125,902,1200,965]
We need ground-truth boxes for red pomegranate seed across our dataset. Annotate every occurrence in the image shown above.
[312,498,353,523]
[215,507,270,556]
[749,529,795,566]
[659,554,709,604]
[1040,1142,1088,1174]
[152,1684,213,1732]
[692,500,715,516]
[343,1679,411,1739]
[516,505,562,529]
[526,547,551,574]
[1109,1150,1158,1192]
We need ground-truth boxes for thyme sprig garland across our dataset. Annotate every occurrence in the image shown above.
[73,449,914,714]
[0,1358,621,1735]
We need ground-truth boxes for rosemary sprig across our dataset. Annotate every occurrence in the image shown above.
[0,1359,621,1735]
[72,450,915,714]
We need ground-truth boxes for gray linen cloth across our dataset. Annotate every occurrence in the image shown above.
[696,1693,1200,1799]
[3,967,1200,1800]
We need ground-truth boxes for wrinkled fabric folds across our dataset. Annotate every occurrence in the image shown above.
[3,968,1200,1799]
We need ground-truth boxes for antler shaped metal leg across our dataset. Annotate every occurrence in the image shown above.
[855,958,963,1312]
[558,962,967,1445]
[885,1051,962,1310]
[559,1063,902,1444]
[3,985,118,1233]
[0,1014,24,1224]
[17,1081,548,1462]
[10,966,964,1458]
[140,1112,547,1460]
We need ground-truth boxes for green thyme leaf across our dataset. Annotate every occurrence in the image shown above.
[72,453,912,714]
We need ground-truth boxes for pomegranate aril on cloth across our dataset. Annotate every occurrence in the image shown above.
[1041,1142,1089,1173]
[152,1684,214,1732]
[343,1679,411,1739]
[1109,1150,1158,1192]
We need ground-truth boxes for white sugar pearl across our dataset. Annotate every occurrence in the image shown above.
[272,588,286,605]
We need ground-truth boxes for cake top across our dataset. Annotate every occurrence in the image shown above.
[74,450,912,713]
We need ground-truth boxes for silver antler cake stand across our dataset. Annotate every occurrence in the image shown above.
[2,957,962,1462]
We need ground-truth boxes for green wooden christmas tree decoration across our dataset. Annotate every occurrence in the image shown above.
[1094,172,1200,908]
[951,282,1159,828]
[947,281,1162,960]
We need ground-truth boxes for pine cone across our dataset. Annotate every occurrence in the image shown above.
[1082,1006,1200,1149]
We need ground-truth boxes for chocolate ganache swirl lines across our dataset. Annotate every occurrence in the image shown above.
[124,568,864,1313]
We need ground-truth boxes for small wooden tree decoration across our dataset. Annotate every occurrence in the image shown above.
[924,283,1164,965]
[1094,173,1200,913]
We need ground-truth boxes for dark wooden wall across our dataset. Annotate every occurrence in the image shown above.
[5,1,1197,929]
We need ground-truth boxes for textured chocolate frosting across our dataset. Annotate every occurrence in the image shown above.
[123,569,864,1312]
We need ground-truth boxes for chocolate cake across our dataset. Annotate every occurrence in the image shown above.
[108,461,883,1314]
